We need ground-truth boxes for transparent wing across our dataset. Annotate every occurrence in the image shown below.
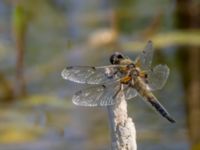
[72,81,121,106]
[147,64,170,91]
[136,41,154,70]
[73,81,138,106]
[123,85,138,100]
[61,65,123,84]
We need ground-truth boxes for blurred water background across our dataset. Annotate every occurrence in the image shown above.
[0,0,200,150]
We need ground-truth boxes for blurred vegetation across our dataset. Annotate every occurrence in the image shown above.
[12,1,30,97]
[0,0,199,150]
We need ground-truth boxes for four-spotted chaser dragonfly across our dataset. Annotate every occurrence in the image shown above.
[61,41,175,123]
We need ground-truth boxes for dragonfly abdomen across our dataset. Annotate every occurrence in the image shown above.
[146,96,175,123]
[134,78,175,123]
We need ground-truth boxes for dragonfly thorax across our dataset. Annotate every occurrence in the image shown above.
[130,67,140,79]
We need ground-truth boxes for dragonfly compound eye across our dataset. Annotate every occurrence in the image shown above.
[110,52,124,64]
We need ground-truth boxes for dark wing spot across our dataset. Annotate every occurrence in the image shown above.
[92,67,96,70]
[66,66,73,69]
[101,85,106,89]
[75,90,82,95]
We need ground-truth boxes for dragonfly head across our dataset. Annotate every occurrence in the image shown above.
[110,52,125,64]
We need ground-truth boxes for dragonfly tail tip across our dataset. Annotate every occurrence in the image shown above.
[166,116,176,123]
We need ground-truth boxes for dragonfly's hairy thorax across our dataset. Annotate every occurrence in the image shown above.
[119,58,133,65]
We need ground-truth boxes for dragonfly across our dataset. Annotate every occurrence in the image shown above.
[61,41,175,123]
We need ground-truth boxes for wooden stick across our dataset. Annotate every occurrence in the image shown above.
[107,90,137,150]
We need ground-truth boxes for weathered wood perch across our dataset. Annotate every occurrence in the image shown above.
[107,90,137,150]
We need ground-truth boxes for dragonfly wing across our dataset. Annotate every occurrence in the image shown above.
[123,85,138,100]
[147,64,170,91]
[61,65,121,84]
[72,81,121,106]
[136,41,154,70]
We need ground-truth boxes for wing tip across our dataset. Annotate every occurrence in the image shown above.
[61,69,67,79]
[61,66,75,80]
